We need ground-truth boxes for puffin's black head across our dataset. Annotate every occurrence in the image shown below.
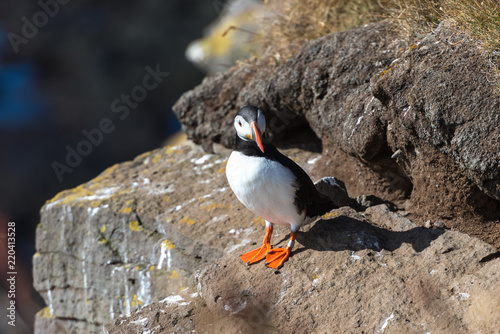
[234,105,266,153]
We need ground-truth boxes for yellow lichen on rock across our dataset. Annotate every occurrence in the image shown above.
[152,154,162,164]
[45,184,93,206]
[129,220,143,231]
[200,203,230,211]
[45,165,121,208]
[165,145,183,156]
[379,66,393,78]
[170,270,179,279]
[132,294,143,307]
[134,151,151,161]
[321,212,338,219]
[120,207,133,213]
[40,306,53,318]
[179,217,196,225]
[162,239,175,250]
[92,164,119,183]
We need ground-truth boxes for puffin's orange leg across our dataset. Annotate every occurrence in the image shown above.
[266,232,296,269]
[240,226,273,265]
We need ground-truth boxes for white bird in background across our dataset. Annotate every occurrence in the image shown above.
[185,0,268,74]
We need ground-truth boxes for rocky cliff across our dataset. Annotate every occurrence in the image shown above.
[174,21,500,242]
[34,145,323,332]
[34,21,500,333]
[106,206,500,334]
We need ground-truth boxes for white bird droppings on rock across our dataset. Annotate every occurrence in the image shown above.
[307,155,321,165]
[160,294,190,306]
[351,251,361,261]
[192,154,213,165]
[380,312,394,332]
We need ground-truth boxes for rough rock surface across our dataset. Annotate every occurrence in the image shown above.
[33,144,322,333]
[172,21,412,200]
[371,21,500,217]
[173,21,500,243]
[173,23,402,157]
[106,205,500,334]
[35,20,500,334]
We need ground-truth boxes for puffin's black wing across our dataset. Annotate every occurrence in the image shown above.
[263,144,337,218]
[234,135,337,218]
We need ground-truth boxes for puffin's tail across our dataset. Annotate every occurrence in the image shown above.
[308,195,338,218]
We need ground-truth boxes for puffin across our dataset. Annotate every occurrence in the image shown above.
[226,106,338,269]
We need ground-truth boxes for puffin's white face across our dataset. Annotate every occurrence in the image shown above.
[234,108,266,152]
[234,109,266,140]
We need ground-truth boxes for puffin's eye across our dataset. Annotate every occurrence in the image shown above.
[238,121,242,127]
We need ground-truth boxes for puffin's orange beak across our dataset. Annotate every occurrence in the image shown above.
[250,122,264,153]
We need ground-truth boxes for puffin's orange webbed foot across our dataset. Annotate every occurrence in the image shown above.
[240,243,271,264]
[240,226,273,265]
[265,232,296,269]
[265,247,291,269]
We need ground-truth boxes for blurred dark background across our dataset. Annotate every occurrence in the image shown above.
[0,0,224,331]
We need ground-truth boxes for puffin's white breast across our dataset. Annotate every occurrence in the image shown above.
[226,151,305,227]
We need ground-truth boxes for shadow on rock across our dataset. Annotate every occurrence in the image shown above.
[194,255,284,333]
[296,214,445,255]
